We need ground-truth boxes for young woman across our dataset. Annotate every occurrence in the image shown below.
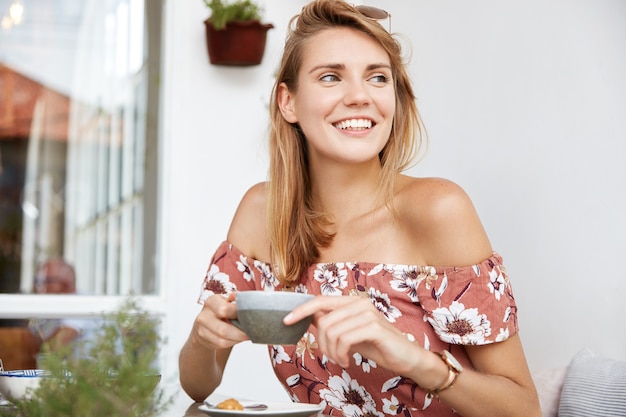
[179,1,540,416]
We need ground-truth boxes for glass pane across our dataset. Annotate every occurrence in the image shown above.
[0,0,161,296]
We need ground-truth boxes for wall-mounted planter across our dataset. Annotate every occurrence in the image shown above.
[204,20,274,66]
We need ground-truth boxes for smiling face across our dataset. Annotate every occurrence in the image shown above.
[277,27,396,170]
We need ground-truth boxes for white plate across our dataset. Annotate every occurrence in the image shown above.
[198,401,323,417]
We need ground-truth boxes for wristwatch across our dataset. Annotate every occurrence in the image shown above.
[428,350,463,398]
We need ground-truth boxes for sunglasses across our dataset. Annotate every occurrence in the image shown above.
[355,4,392,32]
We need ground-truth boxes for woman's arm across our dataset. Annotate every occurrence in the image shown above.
[435,335,540,417]
[179,183,269,401]
[404,178,540,416]
[285,177,541,416]
[285,291,540,417]
[179,294,242,402]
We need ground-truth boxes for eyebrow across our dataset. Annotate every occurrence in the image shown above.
[308,63,391,74]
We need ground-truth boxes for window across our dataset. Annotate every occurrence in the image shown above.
[0,0,164,367]
[0,0,162,297]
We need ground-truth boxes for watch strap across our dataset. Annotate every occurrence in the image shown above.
[427,352,461,398]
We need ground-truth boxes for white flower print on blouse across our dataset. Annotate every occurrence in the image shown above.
[488,267,506,301]
[295,332,318,365]
[314,263,348,296]
[382,377,432,412]
[236,255,254,282]
[382,395,401,415]
[428,300,491,344]
[293,283,308,294]
[387,264,438,303]
[353,353,377,373]
[363,403,385,417]
[496,327,510,342]
[254,259,279,290]
[431,272,449,302]
[199,264,237,302]
[271,345,291,366]
[368,287,401,323]
[286,374,301,390]
[503,305,512,323]
[319,370,376,416]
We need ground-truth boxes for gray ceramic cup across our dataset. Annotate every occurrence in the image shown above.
[231,291,314,345]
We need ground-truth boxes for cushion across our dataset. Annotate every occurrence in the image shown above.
[558,348,626,417]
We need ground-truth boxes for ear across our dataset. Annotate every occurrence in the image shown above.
[277,82,298,123]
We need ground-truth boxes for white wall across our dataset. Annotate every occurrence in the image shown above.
[160,0,626,402]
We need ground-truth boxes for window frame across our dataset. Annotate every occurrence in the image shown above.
[0,1,165,318]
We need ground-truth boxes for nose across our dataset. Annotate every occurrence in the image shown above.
[343,79,371,106]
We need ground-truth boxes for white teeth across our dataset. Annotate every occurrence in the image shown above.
[334,119,373,130]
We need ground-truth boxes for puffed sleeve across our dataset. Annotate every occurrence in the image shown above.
[197,241,280,304]
[197,241,258,304]
[416,253,518,345]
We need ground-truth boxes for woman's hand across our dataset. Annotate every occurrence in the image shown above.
[180,292,248,402]
[191,293,249,350]
[284,295,428,375]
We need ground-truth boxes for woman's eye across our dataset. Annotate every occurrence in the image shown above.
[320,74,340,82]
[370,74,389,84]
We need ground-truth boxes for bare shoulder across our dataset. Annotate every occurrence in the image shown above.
[226,182,270,261]
[398,177,476,221]
[396,176,493,266]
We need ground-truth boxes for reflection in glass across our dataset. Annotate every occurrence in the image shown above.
[0,0,161,295]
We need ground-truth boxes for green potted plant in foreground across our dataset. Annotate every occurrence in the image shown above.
[203,0,274,66]
[0,299,171,417]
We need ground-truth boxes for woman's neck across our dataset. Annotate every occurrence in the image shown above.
[310,160,386,227]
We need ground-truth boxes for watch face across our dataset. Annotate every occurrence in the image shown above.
[442,350,463,372]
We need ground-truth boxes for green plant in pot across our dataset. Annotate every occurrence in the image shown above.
[203,0,274,66]
[0,298,171,417]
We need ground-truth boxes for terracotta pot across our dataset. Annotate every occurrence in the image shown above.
[204,20,274,66]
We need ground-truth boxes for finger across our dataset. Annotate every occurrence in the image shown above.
[195,294,248,348]
[309,298,369,359]
[204,293,237,319]
[195,314,248,350]
[283,295,361,324]
[317,303,380,365]
[330,317,416,373]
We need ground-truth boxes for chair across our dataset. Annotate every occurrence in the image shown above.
[0,327,41,370]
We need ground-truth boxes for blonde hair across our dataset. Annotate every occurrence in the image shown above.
[268,0,426,285]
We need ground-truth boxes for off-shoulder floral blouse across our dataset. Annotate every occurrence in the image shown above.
[198,241,518,417]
